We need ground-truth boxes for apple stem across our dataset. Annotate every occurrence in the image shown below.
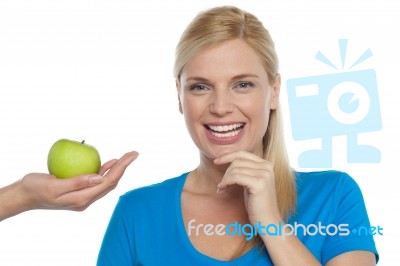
[82,140,85,144]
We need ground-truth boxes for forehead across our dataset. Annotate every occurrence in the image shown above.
[181,39,267,81]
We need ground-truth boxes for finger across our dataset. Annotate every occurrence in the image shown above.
[103,151,139,180]
[49,174,103,197]
[99,159,118,175]
[225,166,265,179]
[214,150,265,165]
[227,158,273,171]
[53,151,139,210]
[217,169,269,194]
[98,151,139,176]
[217,172,255,191]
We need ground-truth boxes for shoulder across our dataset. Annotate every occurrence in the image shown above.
[295,170,360,193]
[295,169,354,182]
[294,170,368,217]
[295,170,366,211]
[116,172,188,205]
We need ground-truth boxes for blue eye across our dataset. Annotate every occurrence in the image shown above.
[235,82,254,89]
[190,84,208,91]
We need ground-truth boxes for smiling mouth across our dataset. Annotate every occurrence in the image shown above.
[205,123,245,138]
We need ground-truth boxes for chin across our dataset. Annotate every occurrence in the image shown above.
[206,146,244,160]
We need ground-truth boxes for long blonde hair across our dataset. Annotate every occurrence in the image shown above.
[174,6,296,257]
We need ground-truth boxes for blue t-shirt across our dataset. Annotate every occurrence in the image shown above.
[97,170,379,265]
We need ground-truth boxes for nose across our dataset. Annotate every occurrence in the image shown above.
[209,89,234,116]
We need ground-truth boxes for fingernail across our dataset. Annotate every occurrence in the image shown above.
[89,175,103,185]
[217,187,226,194]
[130,151,139,160]
[216,183,226,194]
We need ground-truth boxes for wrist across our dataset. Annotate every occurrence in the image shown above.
[250,209,283,226]
[0,180,32,221]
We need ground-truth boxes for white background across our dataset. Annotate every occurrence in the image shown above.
[0,0,398,265]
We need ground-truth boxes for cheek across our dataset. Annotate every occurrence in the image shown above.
[182,98,203,128]
[246,98,271,131]
[254,107,270,127]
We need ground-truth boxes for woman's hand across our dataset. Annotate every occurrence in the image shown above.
[214,150,281,224]
[0,151,138,221]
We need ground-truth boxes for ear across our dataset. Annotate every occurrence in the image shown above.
[176,79,183,114]
[270,73,281,110]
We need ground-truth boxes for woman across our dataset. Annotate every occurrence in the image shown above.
[97,6,378,265]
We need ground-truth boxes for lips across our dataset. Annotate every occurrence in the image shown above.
[205,122,245,138]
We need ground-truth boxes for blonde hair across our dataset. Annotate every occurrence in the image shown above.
[174,6,296,258]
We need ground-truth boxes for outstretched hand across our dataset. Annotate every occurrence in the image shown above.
[24,151,139,211]
[0,151,138,221]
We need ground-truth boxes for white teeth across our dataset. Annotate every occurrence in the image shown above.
[208,123,244,133]
[207,123,244,138]
[211,129,241,138]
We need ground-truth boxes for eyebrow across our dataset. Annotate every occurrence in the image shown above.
[184,74,259,83]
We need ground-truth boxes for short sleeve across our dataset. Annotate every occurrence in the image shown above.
[97,196,135,266]
[321,173,379,264]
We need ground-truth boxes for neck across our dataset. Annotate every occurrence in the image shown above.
[188,152,243,198]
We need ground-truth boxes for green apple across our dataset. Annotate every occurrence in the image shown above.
[47,139,101,179]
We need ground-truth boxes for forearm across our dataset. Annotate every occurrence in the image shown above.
[0,180,32,222]
[260,220,321,265]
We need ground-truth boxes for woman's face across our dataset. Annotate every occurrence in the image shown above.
[177,39,280,160]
